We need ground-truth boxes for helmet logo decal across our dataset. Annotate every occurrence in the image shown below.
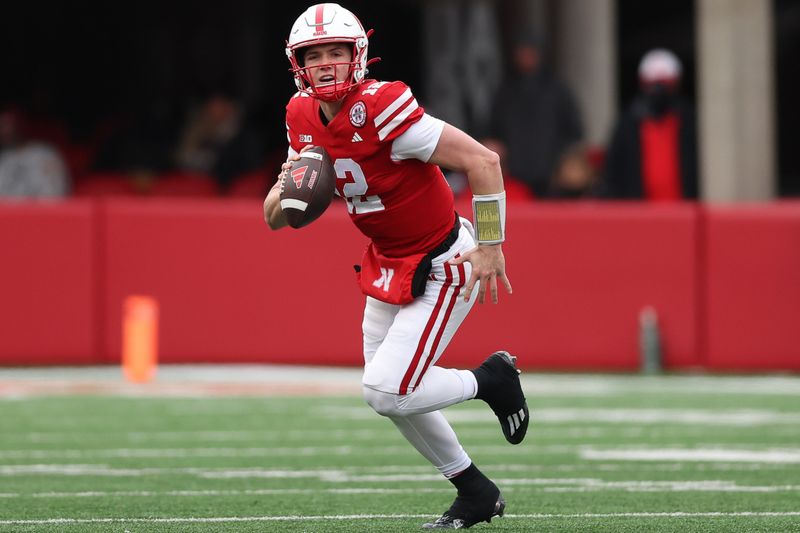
[349,101,367,128]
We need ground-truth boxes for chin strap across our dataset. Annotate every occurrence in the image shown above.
[472,191,506,245]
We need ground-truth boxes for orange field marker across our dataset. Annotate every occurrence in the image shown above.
[122,296,159,383]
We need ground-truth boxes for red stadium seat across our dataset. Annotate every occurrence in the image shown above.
[62,144,94,181]
[150,172,218,197]
[504,176,535,202]
[586,145,606,173]
[228,168,272,198]
[453,175,534,213]
[73,173,140,197]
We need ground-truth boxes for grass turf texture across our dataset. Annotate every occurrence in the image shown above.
[1,374,799,532]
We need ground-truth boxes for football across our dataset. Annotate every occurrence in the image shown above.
[279,146,336,229]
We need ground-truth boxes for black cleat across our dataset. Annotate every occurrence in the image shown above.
[472,351,529,445]
[422,487,505,529]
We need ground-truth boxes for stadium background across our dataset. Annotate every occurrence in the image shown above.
[1,0,797,371]
[2,2,800,531]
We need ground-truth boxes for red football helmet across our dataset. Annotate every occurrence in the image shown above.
[286,3,376,102]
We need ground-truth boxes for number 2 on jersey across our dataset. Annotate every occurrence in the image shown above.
[334,158,385,215]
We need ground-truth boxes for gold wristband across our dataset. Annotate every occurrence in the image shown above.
[472,191,506,244]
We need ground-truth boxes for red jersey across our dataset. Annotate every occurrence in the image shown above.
[285,80,455,257]
[640,112,682,201]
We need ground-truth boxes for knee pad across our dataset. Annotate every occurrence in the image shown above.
[362,359,398,393]
[362,386,402,417]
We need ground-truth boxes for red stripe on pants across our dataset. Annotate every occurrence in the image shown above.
[410,262,466,391]
[398,263,454,395]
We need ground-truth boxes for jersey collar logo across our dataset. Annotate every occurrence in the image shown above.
[349,101,367,128]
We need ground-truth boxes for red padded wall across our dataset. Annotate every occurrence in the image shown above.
[447,201,701,370]
[3,198,797,372]
[705,203,800,370]
[101,201,700,370]
[0,201,97,364]
[102,199,367,365]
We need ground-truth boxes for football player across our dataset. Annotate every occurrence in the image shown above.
[263,4,529,529]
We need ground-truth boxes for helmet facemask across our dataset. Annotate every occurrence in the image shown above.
[287,38,369,102]
[285,4,376,102]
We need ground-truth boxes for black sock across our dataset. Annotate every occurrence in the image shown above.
[470,367,492,401]
[448,463,491,496]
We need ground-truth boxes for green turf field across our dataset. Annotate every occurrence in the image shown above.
[1,372,799,532]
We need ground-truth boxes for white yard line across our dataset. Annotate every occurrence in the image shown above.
[450,408,800,426]
[536,480,800,492]
[322,406,800,426]
[1,480,798,499]
[0,382,362,398]
[532,409,800,426]
[18,429,380,443]
[1,512,799,525]
[0,444,568,460]
[0,488,453,498]
[0,464,581,478]
[581,448,800,463]
[7,424,799,445]
[0,464,578,477]
[2,366,800,398]
[2,458,797,478]
[11,427,513,443]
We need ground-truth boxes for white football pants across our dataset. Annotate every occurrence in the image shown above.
[361,218,480,478]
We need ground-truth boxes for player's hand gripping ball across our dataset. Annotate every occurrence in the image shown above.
[279,146,336,228]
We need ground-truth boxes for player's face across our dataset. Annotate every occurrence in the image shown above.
[303,43,353,88]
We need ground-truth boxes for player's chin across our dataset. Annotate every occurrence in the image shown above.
[316,83,337,96]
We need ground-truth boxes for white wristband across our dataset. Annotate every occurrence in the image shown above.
[472,191,506,244]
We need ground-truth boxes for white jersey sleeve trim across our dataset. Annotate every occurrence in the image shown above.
[390,113,445,162]
[378,99,419,141]
[374,87,413,128]
[287,146,299,159]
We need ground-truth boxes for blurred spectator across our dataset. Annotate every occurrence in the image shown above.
[446,139,536,203]
[485,36,583,198]
[0,108,69,198]
[92,99,179,189]
[174,93,264,192]
[548,144,604,199]
[605,49,698,200]
[23,88,70,149]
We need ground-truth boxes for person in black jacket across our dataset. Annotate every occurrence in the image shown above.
[606,49,698,200]
[486,37,583,198]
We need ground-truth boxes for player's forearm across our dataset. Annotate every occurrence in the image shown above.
[429,124,504,195]
[263,185,289,230]
[465,152,506,246]
[463,151,504,196]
